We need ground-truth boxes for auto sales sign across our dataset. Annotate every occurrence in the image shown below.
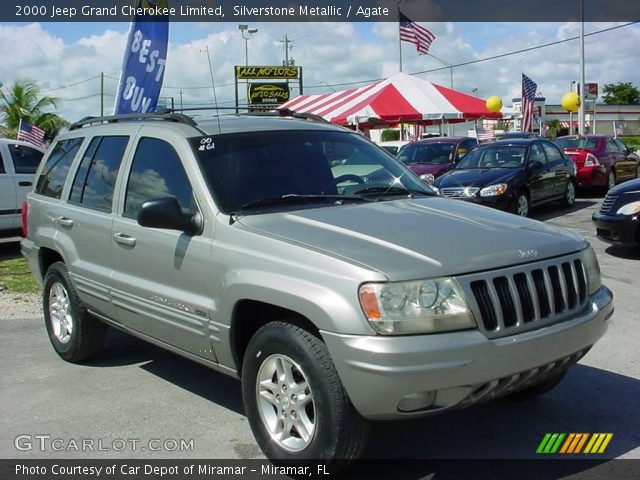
[248,83,291,105]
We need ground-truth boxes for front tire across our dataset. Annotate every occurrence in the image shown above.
[514,192,530,217]
[241,322,369,467]
[43,262,105,362]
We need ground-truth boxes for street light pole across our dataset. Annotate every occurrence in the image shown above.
[578,0,586,135]
[238,24,258,66]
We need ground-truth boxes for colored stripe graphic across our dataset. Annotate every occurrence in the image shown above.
[538,433,613,454]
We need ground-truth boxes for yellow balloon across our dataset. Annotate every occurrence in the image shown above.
[561,92,580,112]
[486,96,503,113]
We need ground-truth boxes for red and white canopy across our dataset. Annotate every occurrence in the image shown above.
[280,72,504,127]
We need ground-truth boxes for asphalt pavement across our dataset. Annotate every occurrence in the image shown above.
[1,197,638,470]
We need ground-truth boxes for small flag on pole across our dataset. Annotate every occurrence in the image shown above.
[475,125,496,143]
[521,73,537,133]
[17,120,47,148]
[399,11,435,55]
[613,121,623,137]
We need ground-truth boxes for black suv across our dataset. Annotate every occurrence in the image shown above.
[432,138,577,217]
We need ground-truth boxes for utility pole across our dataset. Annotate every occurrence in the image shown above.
[100,72,104,116]
[179,89,183,110]
[281,35,294,66]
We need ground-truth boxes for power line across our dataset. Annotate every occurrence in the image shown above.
[305,21,638,90]
[40,75,102,93]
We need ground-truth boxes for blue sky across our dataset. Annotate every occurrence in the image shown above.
[1,21,638,121]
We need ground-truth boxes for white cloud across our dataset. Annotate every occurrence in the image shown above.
[0,21,639,125]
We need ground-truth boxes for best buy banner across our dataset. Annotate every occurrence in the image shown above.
[114,0,169,114]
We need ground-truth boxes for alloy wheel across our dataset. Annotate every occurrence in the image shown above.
[517,194,529,217]
[565,182,576,206]
[48,282,73,344]
[255,353,316,452]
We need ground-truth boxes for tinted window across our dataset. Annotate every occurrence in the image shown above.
[456,145,526,169]
[529,143,547,164]
[69,136,128,212]
[554,138,597,150]
[607,139,623,153]
[614,139,628,152]
[124,138,195,219]
[9,144,44,174]
[35,137,84,199]
[0,151,5,174]
[399,143,455,165]
[541,142,563,163]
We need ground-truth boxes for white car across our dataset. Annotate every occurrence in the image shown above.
[0,138,45,236]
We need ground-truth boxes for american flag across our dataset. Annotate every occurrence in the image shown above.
[17,120,47,148]
[475,126,496,143]
[521,73,537,133]
[613,121,624,137]
[399,11,435,55]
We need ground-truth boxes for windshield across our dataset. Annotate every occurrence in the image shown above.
[191,130,435,214]
[456,145,526,169]
[554,138,598,150]
[398,143,454,165]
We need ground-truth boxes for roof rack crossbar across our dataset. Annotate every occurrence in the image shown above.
[69,112,198,130]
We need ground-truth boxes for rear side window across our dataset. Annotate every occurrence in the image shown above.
[69,136,129,212]
[123,138,195,219]
[9,144,44,174]
[541,142,563,163]
[35,137,84,198]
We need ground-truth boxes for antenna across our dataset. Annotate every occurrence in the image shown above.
[202,45,222,133]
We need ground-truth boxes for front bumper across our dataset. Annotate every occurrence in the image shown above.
[322,286,613,420]
[592,211,639,245]
[455,194,514,212]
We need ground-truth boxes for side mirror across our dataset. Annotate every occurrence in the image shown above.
[138,196,202,235]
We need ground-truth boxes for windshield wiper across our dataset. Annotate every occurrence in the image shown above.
[239,194,370,211]
[352,186,433,197]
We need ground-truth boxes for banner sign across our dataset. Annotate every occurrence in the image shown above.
[114,0,169,114]
[236,66,300,80]
[248,83,291,105]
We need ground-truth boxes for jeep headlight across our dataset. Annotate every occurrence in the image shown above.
[359,278,476,335]
[480,183,508,197]
[583,244,602,295]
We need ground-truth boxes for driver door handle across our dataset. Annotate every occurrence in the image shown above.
[113,232,137,247]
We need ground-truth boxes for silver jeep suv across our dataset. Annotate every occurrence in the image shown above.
[22,111,613,465]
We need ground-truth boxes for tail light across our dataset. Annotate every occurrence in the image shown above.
[20,201,28,237]
[584,153,600,167]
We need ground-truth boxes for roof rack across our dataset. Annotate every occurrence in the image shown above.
[241,108,330,124]
[68,112,199,131]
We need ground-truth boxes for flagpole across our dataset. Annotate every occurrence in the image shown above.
[17,118,22,140]
[398,5,403,72]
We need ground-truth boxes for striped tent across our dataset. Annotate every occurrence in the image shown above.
[280,72,504,128]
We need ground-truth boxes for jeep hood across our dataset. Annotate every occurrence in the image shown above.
[237,198,587,281]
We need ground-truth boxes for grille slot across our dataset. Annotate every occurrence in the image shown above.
[467,255,588,337]
[599,193,619,214]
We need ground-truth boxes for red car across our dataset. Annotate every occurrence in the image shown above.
[554,135,639,190]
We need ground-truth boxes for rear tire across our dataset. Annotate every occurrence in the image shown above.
[607,170,616,191]
[241,321,369,469]
[43,262,105,362]
[561,180,576,208]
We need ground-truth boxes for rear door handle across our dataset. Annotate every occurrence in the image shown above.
[56,216,74,228]
[113,232,137,247]
[18,181,33,187]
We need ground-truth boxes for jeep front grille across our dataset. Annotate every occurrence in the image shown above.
[599,193,619,214]
[461,254,588,338]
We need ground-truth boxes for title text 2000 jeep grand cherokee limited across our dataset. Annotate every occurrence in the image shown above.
[22,112,613,466]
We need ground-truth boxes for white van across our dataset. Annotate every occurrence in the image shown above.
[0,138,45,236]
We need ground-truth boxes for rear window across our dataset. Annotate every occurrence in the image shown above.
[35,137,84,199]
[554,138,597,150]
[9,144,44,174]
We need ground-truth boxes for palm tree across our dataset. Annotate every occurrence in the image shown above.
[0,81,68,141]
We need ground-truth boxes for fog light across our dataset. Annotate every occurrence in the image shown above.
[398,391,436,412]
